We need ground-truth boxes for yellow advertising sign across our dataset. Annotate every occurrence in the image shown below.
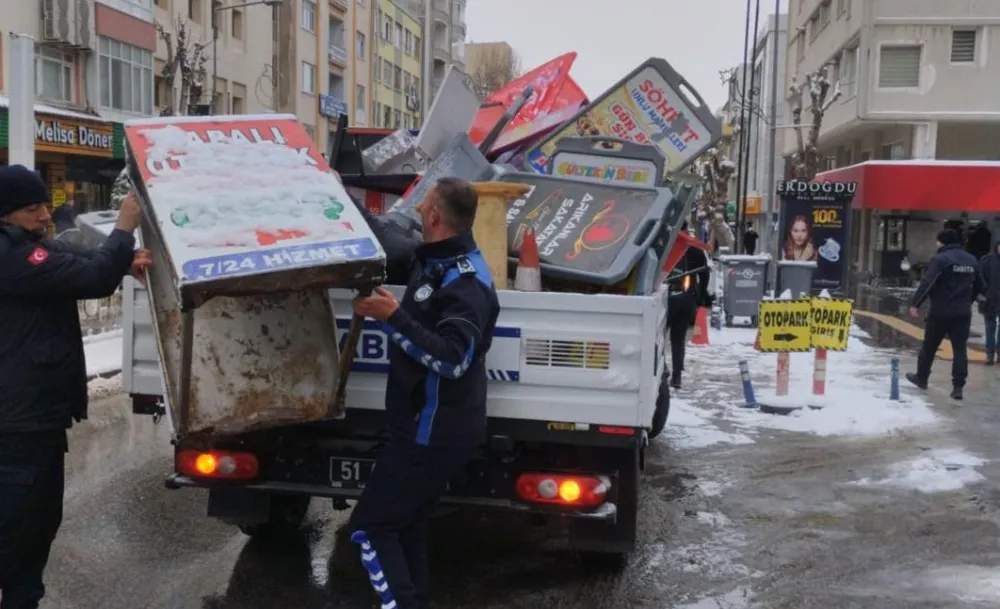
[758,299,812,352]
[810,298,853,351]
[35,115,114,158]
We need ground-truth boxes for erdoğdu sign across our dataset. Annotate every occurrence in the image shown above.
[123,114,385,294]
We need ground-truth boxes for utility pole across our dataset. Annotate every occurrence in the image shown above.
[762,0,782,262]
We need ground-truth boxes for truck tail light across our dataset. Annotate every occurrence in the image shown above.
[176,449,259,480]
[515,473,610,508]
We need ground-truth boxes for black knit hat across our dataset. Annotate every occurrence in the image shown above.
[0,165,50,217]
[937,229,960,246]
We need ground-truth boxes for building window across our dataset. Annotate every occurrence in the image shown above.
[393,109,401,129]
[796,33,805,62]
[231,9,244,40]
[837,0,849,16]
[301,61,315,93]
[405,30,413,55]
[413,75,420,93]
[403,71,411,92]
[155,0,166,6]
[414,36,421,55]
[383,15,392,41]
[841,46,858,97]
[383,104,391,128]
[357,31,366,59]
[382,59,393,84]
[189,0,202,22]
[818,0,831,29]
[302,0,315,32]
[356,84,365,112]
[395,22,403,48]
[374,57,382,82]
[393,66,402,90]
[808,16,819,42]
[35,47,74,103]
[951,29,978,64]
[98,37,153,114]
[878,45,921,88]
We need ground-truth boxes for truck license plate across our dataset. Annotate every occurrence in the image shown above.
[329,457,376,489]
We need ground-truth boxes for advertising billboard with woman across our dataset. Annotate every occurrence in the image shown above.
[776,180,857,293]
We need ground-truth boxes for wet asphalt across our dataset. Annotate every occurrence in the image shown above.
[42,348,1000,609]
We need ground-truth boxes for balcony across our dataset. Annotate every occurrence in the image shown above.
[433,43,450,62]
[433,0,448,23]
[451,21,465,38]
[319,94,347,119]
[328,44,347,67]
[329,0,347,11]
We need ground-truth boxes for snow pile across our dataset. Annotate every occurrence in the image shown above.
[665,325,938,449]
[84,329,123,378]
[88,373,123,399]
[853,448,986,493]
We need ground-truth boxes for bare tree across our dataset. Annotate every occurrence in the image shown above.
[694,148,736,252]
[154,17,211,115]
[787,63,841,181]
[468,46,522,100]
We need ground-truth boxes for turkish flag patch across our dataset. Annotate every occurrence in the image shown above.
[27,247,49,265]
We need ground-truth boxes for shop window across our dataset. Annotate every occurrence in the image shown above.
[35,46,74,104]
[98,37,153,115]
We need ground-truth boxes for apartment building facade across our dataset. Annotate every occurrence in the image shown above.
[785,0,1000,276]
[373,0,423,130]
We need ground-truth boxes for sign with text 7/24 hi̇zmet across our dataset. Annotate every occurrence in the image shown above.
[758,299,812,353]
[123,114,385,290]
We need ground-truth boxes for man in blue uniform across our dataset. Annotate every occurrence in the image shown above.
[348,177,500,609]
[0,164,149,609]
[906,229,984,400]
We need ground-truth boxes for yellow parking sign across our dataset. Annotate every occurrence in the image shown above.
[810,298,853,351]
[758,299,812,352]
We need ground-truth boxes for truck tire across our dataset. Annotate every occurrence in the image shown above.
[571,446,640,570]
[238,493,311,541]
[649,373,670,439]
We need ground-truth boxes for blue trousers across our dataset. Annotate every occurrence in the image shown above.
[0,432,66,609]
[985,313,1000,357]
[348,441,474,609]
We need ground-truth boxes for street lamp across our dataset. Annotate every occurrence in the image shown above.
[212,0,283,113]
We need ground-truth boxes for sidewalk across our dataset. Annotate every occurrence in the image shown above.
[664,324,939,450]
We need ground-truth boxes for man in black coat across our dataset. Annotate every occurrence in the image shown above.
[665,223,712,389]
[906,229,984,400]
[978,233,1000,365]
[0,165,150,609]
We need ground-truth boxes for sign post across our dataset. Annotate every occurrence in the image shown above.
[758,298,811,402]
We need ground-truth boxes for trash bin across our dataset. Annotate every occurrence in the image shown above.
[719,254,771,327]
[776,260,818,299]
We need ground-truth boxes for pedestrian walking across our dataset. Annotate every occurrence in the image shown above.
[743,222,758,256]
[978,234,1000,365]
[0,165,150,609]
[348,177,500,609]
[665,222,711,390]
[905,229,984,400]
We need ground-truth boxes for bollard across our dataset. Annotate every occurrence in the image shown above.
[738,360,757,408]
[812,348,827,395]
[776,351,790,396]
[890,357,900,400]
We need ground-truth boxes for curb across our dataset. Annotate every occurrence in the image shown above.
[87,368,123,383]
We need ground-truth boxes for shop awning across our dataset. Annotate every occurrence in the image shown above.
[816,160,1000,212]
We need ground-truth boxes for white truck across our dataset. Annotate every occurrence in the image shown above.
[122,272,670,562]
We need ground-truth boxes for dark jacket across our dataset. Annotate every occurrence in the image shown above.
[0,224,135,432]
[667,245,711,303]
[979,235,1000,316]
[910,242,984,318]
[382,232,500,448]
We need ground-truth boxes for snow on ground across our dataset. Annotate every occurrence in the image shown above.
[665,324,938,450]
[853,448,986,494]
[84,329,123,378]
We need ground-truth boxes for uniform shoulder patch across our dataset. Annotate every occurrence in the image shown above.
[455,255,476,276]
[27,247,49,265]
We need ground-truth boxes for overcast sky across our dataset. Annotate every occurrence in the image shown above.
[466,0,757,112]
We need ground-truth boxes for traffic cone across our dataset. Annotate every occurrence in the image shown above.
[753,330,762,351]
[514,227,541,292]
[690,307,710,346]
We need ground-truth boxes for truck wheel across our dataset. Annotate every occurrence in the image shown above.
[238,493,311,541]
[649,374,670,439]
[570,446,640,569]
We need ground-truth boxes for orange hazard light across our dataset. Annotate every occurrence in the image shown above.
[515,473,609,508]
[176,449,259,480]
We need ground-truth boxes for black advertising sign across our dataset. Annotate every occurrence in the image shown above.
[500,173,667,285]
[776,180,857,294]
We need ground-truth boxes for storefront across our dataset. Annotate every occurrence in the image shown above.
[816,160,1000,281]
[0,106,125,213]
